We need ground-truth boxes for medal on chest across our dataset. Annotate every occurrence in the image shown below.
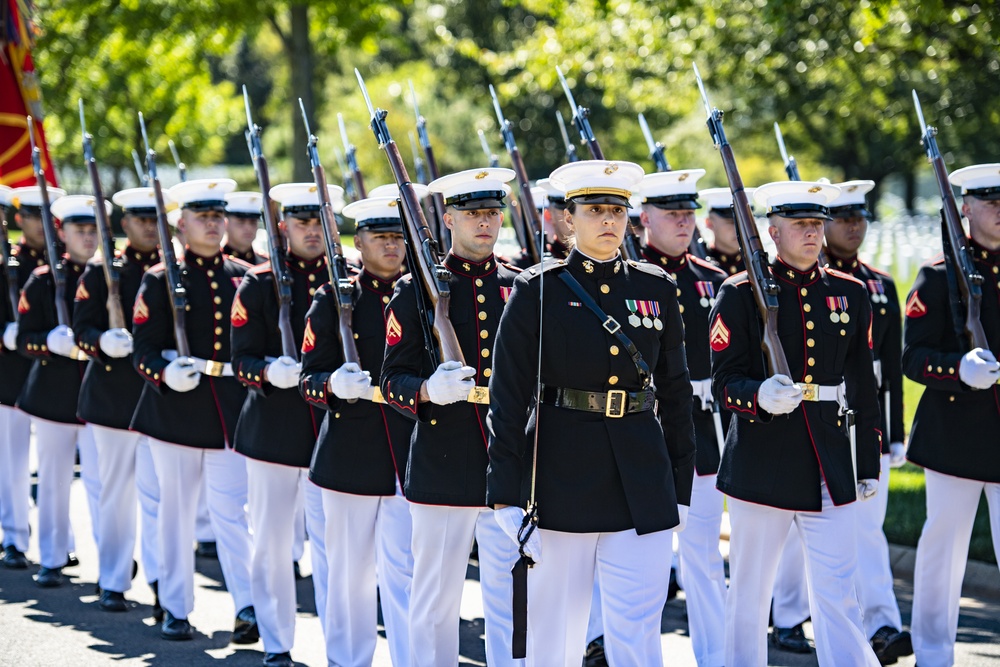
[626,299,662,330]
[866,279,887,304]
[695,281,716,309]
[826,296,850,324]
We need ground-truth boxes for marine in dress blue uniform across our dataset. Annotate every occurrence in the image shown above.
[223,191,268,265]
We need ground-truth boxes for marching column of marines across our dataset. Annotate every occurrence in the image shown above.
[1,98,999,667]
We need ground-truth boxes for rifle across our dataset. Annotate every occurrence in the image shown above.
[168,139,187,183]
[773,122,801,181]
[0,190,18,324]
[555,68,642,261]
[490,85,542,265]
[298,99,362,369]
[338,113,367,201]
[479,127,529,255]
[555,111,579,163]
[138,112,190,357]
[913,90,989,351]
[693,65,791,377]
[131,150,149,186]
[79,100,126,330]
[332,147,358,203]
[409,80,450,247]
[478,129,499,168]
[26,117,71,327]
[638,113,670,173]
[357,69,464,365]
[244,86,298,359]
[408,131,427,184]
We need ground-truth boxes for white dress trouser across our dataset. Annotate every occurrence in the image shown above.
[677,473,728,666]
[912,469,1000,667]
[302,479,328,630]
[34,418,92,569]
[0,406,32,552]
[856,454,902,637]
[77,423,101,549]
[246,457,314,655]
[323,486,413,667]
[93,425,152,593]
[527,527,673,667]
[771,521,811,628]
[195,475,215,542]
[726,487,879,667]
[135,438,161,584]
[148,439,252,619]
[292,487,306,563]
[409,504,522,667]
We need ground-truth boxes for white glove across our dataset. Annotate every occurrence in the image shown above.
[889,442,906,468]
[959,348,1000,390]
[163,357,201,392]
[857,478,878,501]
[494,506,541,563]
[425,360,476,405]
[99,328,133,358]
[757,374,803,415]
[265,355,302,390]
[46,325,77,358]
[675,505,689,533]
[3,322,17,350]
[327,361,371,400]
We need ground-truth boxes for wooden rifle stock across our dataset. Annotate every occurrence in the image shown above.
[245,89,298,358]
[0,200,19,324]
[913,91,988,350]
[490,86,541,264]
[80,102,126,330]
[138,112,190,357]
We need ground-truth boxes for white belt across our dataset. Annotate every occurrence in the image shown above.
[873,359,883,388]
[797,381,847,414]
[690,378,714,411]
[161,350,234,377]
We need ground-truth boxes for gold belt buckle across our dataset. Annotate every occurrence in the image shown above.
[204,360,226,377]
[605,389,627,418]
[70,346,90,362]
[799,383,818,402]
[370,387,386,403]
[468,386,490,404]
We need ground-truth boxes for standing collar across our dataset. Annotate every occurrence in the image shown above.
[223,244,258,264]
[826,248,861,273]
[444,252,497,277]
[185,248,224,269]
[360,269,400,294]
[970,237,1000,266]
[124,245,159,266]
[642,244,688,272]
[567,248,624,279]
[773,257,820,286]
[288,252,327,273]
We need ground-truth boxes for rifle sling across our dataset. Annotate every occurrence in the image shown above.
[557,271,651,388]
[940,210,970,352]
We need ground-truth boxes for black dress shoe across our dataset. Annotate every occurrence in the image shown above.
[65,552,80,568]
[34,566,64,588]
[263,652,294,667]
[770,623,812,654]
[150,580,164,623]
[871,626,913,665]
[99,590,128,612]
[583,635,609,667]
[2,545,28,569]
[195,541,218,559]
[232,605,259,644]
[161,610,194,640]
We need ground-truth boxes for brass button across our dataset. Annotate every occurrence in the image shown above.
[840,330,846,336]
[803,304,812,313]
[310,288,316,297]
[736,399,742,406]
[610,345,619,356]
[676,288,682,297]
[949,396,955,402]
[214,296,222,305]
[334,412,340,418]
[948,367,955,374]
[309,274,316,282]
[609,375,619,385]
[804,374,813,383]
[210,281,219,289]
[382,296,390,304]
[409,399,414,405]
[477,294,486,303]
[105,365,112,372]
[600,284,610,294]
[479,311,487,321]
[936,366,943,373]
[206,269,213,277]
[807,357,815,366]
[480,330,489,339]
[430,419,438,425]
[483,368,492,378]
[353,333,359,339]
[800,288,807,296]
[880,308,886,315]
[806,321,815,330]
[481,348,490,358]
[475,278,483,287]
[837,419,842,427]
[215,312,223,320]
[215,327,223,335]
[679,304,685,313]
[214,342,222,350]
[806,338,815,347]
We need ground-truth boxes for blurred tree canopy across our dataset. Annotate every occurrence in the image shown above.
[28,0,1000,208]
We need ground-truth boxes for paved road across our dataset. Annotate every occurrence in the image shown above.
[1,477,998,666]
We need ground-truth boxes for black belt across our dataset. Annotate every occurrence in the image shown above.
[541,385,655,418]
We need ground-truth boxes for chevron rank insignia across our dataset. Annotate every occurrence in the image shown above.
[133,293,149,324]
[709,313,730,352]
[386,309,403,346]
[17,292,29,314]
[231,293,248,328]
[301,318,316,353]
[75,282,90,301]
[905,291,926,319]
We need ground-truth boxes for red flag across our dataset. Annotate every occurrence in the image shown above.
[1,0,57,187]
